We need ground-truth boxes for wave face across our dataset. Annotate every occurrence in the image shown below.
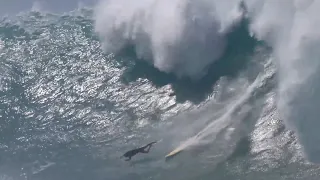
[0,0,320,180]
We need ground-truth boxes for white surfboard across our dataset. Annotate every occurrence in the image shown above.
[165,137,197,159]
[165,146,184,159]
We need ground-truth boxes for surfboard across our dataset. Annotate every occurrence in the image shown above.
[165,146,184,159]
[165,136,199,159]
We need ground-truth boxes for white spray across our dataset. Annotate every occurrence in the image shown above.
[94,0,243,79]
[246,0,320,163]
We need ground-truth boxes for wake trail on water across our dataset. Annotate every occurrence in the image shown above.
[167,67,273,156]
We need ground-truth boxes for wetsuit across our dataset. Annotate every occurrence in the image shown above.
[122,141,157,161]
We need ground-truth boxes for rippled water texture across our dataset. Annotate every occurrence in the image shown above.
[0,3,320,180]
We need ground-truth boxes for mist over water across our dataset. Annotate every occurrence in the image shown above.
[94,0,245,79]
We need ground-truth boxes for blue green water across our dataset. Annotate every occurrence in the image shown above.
[1,1,320,180]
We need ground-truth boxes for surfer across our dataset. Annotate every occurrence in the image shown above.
[122,141,157,161]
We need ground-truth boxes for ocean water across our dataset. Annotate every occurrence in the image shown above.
[1,0,320,180]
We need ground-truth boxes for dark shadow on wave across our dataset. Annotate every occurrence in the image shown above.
[116,19,259,104]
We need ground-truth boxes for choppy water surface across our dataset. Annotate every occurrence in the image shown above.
[1,1,320,180]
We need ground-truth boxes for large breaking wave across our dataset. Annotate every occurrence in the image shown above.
[94,0,320,163]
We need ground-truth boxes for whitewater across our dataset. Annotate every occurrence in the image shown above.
[1,0,320,179]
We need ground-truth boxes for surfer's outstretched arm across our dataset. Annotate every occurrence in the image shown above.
[140,143,155,153]
[140,141,157,149]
